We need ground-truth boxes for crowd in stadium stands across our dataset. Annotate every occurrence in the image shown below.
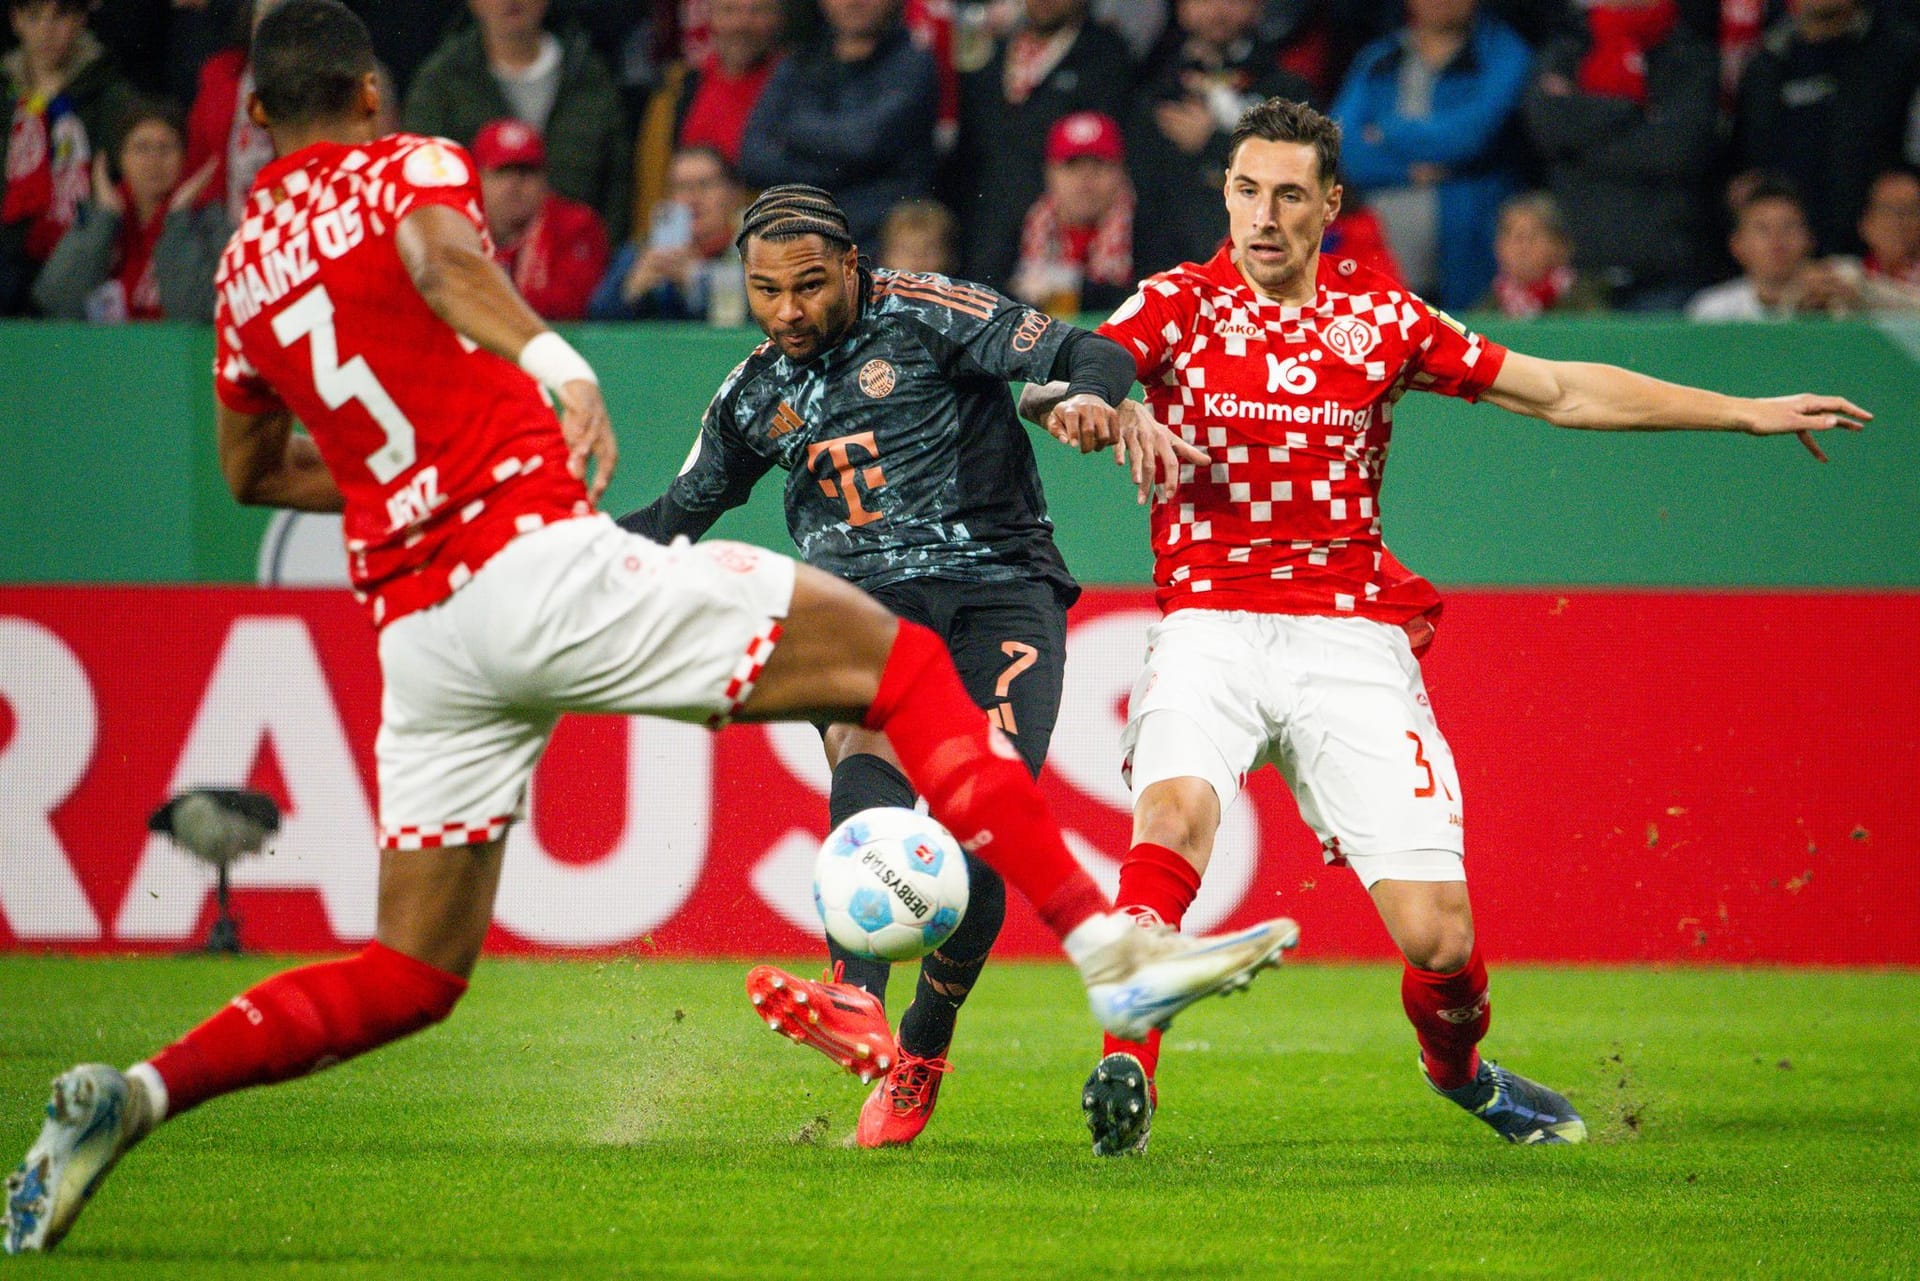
[7,0,1920,323]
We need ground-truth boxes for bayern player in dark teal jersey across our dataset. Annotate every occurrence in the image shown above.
[621,185,1209,1147]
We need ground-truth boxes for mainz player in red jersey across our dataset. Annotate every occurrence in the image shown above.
[1,3,1299,1254]
[1024,98,1869,1155]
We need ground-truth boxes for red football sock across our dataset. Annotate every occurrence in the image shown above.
[1401,945,1490,1091]
[864,619,1108,939]
[147,941,467,1116]
[1102,842,1204,1078]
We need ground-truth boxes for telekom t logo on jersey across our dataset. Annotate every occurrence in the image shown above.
[808,431,888,527]
[1267,352,1317,395]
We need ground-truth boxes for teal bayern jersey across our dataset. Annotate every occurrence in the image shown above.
[647,269,1083,601]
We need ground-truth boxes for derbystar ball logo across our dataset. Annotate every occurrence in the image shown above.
[1267,352,1317,395]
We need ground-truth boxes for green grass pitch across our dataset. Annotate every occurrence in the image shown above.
[2,956,1916,1279]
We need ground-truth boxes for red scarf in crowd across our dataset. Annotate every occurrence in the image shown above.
[4,90,92,261]
[1578,0,1678,103]
[1717,0,1766,100]
[1491,265,1576,317]
[110,184,167,321]
[1017,184,1135,290]
[1003,26,1076,105]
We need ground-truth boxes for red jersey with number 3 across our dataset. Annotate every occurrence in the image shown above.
[1098,247,1507,626]
[213,133,589,629]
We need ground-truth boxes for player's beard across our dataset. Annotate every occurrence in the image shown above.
[772,291,856,363]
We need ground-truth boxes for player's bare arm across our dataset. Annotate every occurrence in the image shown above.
[395,203,617,501]
[1483,350,1871,462]
[1019,380,1209,504]
[216,402,345,511]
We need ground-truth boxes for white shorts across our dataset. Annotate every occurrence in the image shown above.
[375,515,795,850]
[1121,610,1466,888]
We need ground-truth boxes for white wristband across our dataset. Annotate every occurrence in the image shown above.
[517,331,598,392]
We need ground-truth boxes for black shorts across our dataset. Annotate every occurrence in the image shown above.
[866,575,1068,779]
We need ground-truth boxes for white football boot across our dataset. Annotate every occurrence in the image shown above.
[1073,913,1301,1041]
[4,1064,155,1254]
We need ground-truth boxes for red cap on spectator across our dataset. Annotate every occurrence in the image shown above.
[471,119,546,171]
[1046,112,1123,165]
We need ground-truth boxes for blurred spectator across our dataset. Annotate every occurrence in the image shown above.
[353,0,470,96]
[1687,176,1844,318]
[1330,0,1584,57]
[632,0,782,241]
[590,142,746,321]
[738,0,938,247]
[566,0,681,125]
[1010,109,1133,315]
[1816,166,1920,309]
[475,118,610,321]
[1708,0,1779,102]
[1856,167,1920,287]
[2,0,134,314]
[877,196,957,272]
[1733,0,1920,256]
[1128,0,1315,274]
[1096,0,1169,60]
[404,0,631,233]
[1332,0,1532,308]
[183,0,281,224]
[1524,0,1718,310]
[1480,0,1586,47]
[1478,191,1609,315]
[32,97,226,321]
[1256,0,1341,101]
[950,0,1131,288]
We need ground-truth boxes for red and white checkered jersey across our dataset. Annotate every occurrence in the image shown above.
[1098,247,1508,625]
[213,134,589,629]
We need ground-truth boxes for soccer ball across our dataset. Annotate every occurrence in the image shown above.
[814,807,970,962]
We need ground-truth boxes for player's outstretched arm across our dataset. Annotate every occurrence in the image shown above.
[1019,378,1209,504]
[1482,350,1871,462]
[217,403,345,512]
[395,204,616,502]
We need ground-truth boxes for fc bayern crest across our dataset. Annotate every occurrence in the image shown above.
[858,359,897,398]
[1322,315,1379,362]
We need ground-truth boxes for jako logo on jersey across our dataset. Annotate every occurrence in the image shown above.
[1200,394,1366,428]
[857,359,896,398]
[1214,316,1264,338]
[1322,316,1379,362]
[1266,352,1318,394]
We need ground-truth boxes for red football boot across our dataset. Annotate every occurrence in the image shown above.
[856,1052,953,1148]
[745,964,897,1083]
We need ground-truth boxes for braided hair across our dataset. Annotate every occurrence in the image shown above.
[735,184,857,254]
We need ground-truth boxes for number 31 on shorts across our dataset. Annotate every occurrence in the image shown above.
[1406,730,1453,801]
